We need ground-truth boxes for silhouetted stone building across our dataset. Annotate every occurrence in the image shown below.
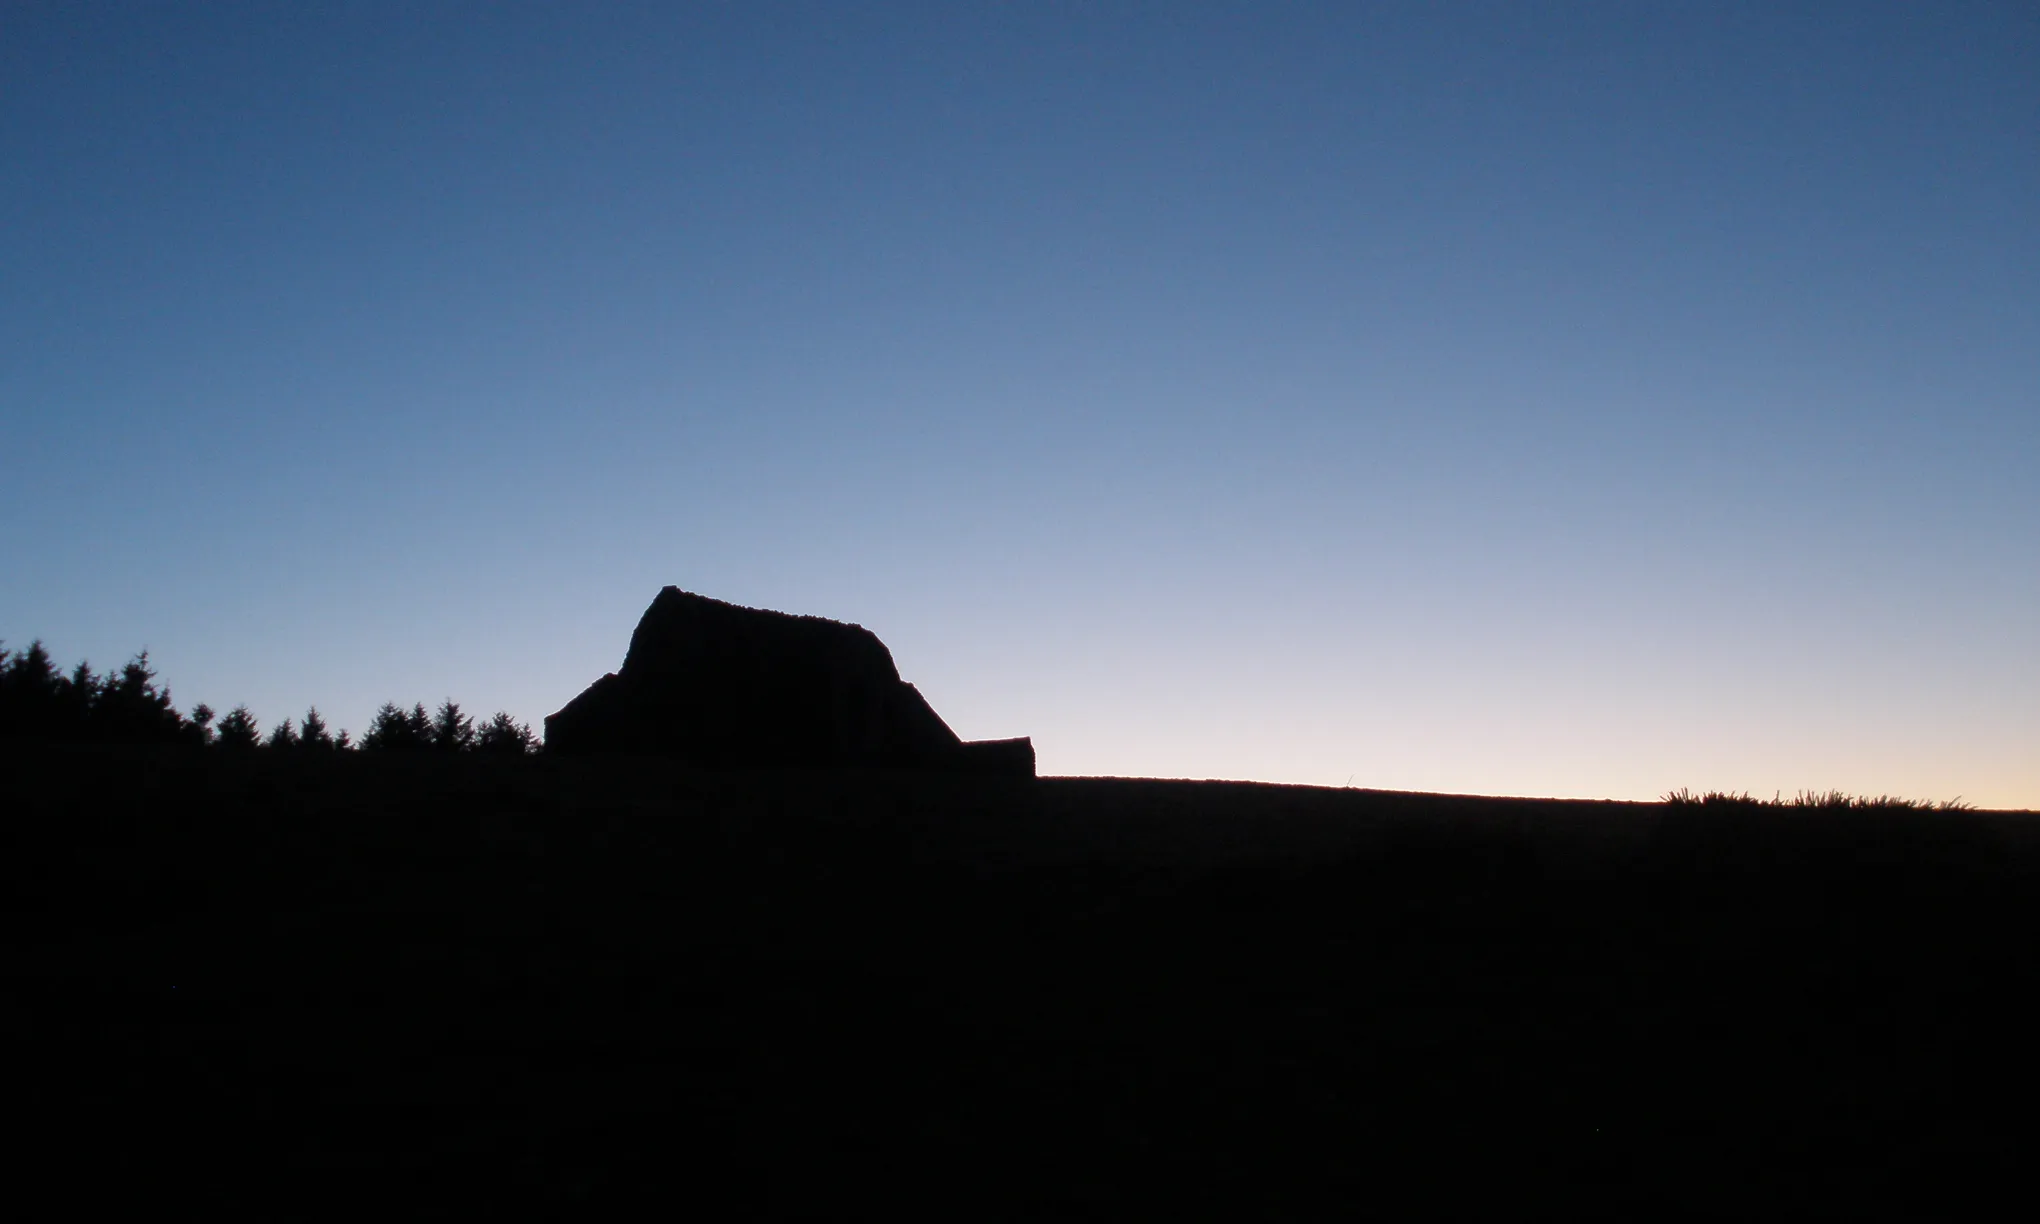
[545,587,1033,776]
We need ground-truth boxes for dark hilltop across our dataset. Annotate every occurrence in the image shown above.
[7,594,2040,1214]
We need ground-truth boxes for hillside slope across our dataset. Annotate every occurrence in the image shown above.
[13,744,2040,1212]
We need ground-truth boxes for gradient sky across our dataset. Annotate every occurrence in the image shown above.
[4,2,2034,807]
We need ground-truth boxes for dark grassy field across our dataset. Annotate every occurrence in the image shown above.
[12,742,2040,1214]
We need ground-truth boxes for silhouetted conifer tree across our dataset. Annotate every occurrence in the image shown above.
[216,705,261,751]
[94,650,184,743]
[188,703,217,747]
[299,706,334,752]
[432,699,475,753]
[1,639,496,758]
[10,640,57,691]
[365,702,395,747]
[363,701,431,752]
[59,661,100,736]
[475,711,540,756]
[0,639,63,736]
[363,702,405,751]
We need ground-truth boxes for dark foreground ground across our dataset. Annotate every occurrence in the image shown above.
[13,743,2040,1215]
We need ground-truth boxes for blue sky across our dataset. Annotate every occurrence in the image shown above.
[4,2,2034,806]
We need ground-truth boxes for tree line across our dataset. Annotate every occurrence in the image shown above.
[0,639,540,755]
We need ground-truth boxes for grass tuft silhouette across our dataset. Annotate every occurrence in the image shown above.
[1663,787,1971,811]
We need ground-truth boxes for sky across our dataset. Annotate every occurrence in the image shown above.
[3,2,2034,807]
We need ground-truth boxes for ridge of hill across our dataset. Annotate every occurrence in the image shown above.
[13,741,2040,1211]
